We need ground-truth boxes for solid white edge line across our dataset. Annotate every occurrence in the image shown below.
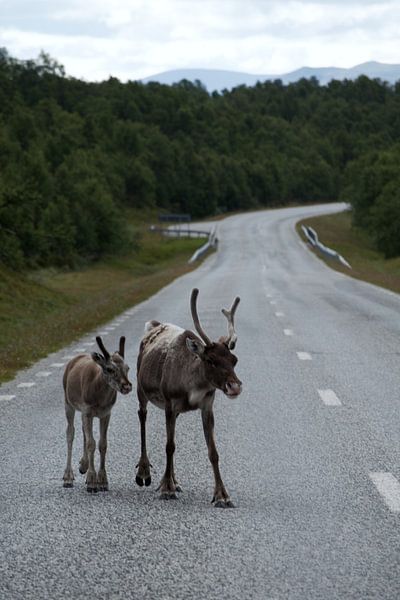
[317,389,342,406]
[370,472,400,512]
[297,352,312,360]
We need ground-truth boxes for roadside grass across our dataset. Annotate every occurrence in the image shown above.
[296,210,400,294]
[0,227,206,383]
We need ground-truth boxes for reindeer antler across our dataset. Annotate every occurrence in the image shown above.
[221,296,240,350]
[119,336,126,358]
[96,336,110,360]
[190,288,212,346]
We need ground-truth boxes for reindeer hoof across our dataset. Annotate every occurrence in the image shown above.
[136,475,144,487]
[213,499,235,508]
[145,476,152,487]
[160,491,177,500]
[175,485,182,493]
[87,486,98,493]
[79,466,87,475]
[63,482,73,488]
[98,485,109,492]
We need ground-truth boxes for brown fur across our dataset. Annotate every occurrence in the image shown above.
[62,337,132,492]
[135,289,242,507]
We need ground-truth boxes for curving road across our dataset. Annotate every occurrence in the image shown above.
[1,203,400,599]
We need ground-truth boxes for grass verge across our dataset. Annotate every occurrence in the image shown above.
[0,228,206,383]
[296,210,400,294]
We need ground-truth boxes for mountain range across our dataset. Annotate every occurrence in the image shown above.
[141,61,400,91]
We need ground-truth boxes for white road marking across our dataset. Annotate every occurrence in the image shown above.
[74,348,87,353]
[36,371,52,377]
[297,352,312,360]
[105,327,115,331]
[62,355,75,360]
[83,342,95,346]
[275,312,285,317]
[17,382,36,388]
[270,300,277,305]
[318,389,342,406]
[284,329,293,336]
[98,331,109,335]
[265,294,272,298]
[0,394,16,401]
[370,472,400,512]
[50,363,65,368]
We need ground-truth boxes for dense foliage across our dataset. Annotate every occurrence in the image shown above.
[1,49,400,269]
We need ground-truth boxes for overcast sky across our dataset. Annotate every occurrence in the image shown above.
[0,0,399,81]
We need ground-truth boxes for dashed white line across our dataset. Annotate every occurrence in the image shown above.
[36,371,52,378]
[73,348,87,353]
[98,331,109,335]
[297,352,312,360]
[62,355,75,360]
[275,312,285,317]
[370,472,400,512]
[270,300,277,305]
[283,329,293,336]
[17,382,36,388]
[50,363,65,368]
[0,394,16,401]
[105,327,116,331]
[318,389,342,406]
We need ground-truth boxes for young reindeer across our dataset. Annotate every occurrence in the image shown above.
[136,288,242,508]
[62,336,132,492]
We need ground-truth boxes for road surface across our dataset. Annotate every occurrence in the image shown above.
[1,203,400,599]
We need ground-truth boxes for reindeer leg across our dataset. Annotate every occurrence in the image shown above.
[135,389,152,487]
[172,413,182,492]
[201,405,234,508]
[158,405,178,499]
[98,414,110,491]
[82,414,97,493]
[79,423,88,475]
[63,401,75,488]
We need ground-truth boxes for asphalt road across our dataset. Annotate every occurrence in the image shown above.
[1,203,400,600]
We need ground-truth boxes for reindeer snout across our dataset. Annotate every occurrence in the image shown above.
[225,380,242,397]
[120,381,133,395]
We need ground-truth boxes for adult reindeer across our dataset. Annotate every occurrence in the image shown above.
[63,336,132,492]
[136,288,242,508]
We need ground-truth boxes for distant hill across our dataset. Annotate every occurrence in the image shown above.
[141,61,400,91]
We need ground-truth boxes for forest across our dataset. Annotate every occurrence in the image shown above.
[1,48,400,270]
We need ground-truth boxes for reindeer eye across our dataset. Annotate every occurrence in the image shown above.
[106,366,115,374]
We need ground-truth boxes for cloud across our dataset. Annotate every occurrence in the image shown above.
[0,0,399,81]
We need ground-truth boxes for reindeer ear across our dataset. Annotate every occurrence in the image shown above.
[186,337,205,356]
[91,352,106,366]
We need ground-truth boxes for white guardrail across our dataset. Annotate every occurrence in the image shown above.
[301,225,351,269]
[188,227,218,263]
